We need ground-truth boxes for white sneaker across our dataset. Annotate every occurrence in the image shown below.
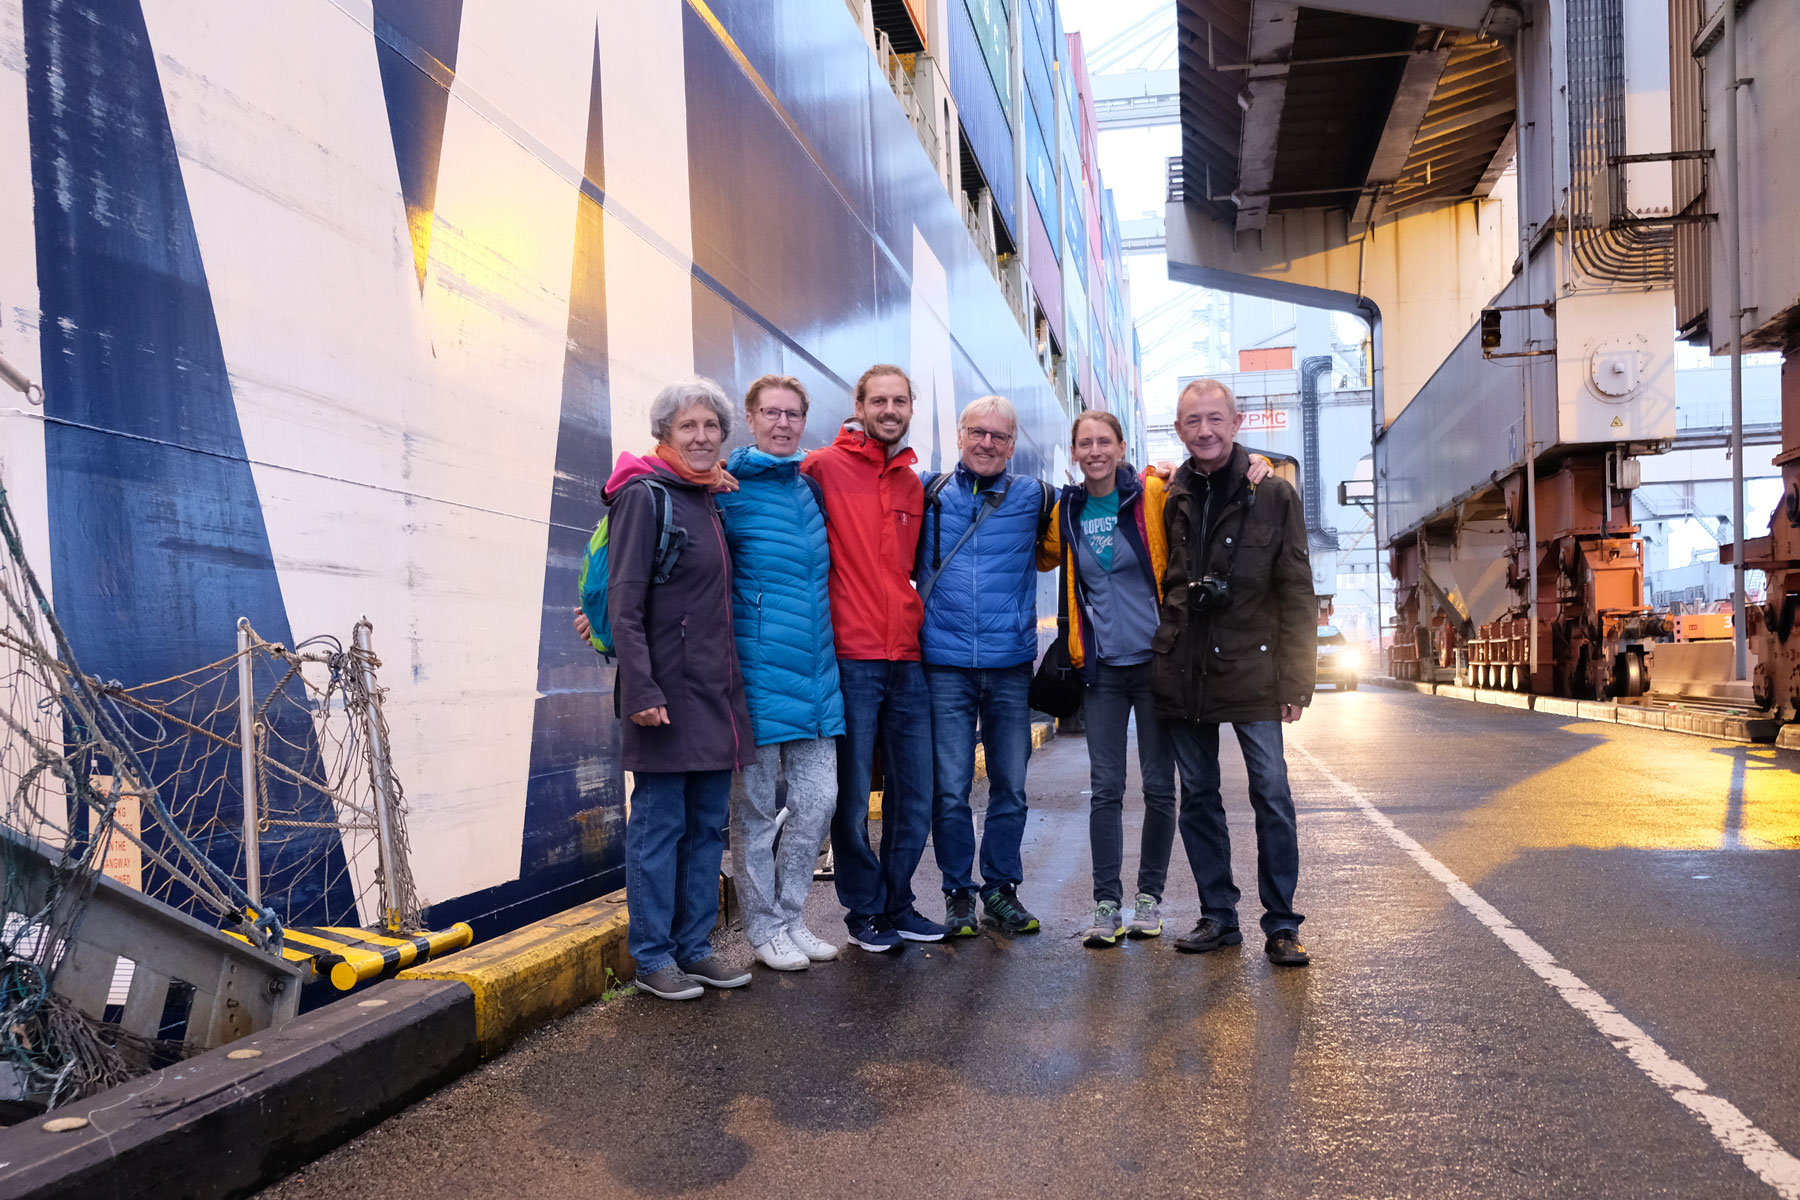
[787,922,840,962]
[752,928,809,971]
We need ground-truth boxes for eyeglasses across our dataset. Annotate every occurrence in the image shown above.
[963,427,1015,446]
[757,408,805,425]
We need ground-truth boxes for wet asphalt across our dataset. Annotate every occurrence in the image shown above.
[260,687,1800,1199]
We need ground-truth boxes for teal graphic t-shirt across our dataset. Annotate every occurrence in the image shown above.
[1081,490,1120,572]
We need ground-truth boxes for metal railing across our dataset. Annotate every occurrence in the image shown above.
[959,189,999,279]
[876,31,941,172]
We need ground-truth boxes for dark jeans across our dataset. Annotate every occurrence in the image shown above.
[833,657,934,924]
[924,662,1033,896]
[1083,661,1177,905]
[1168,720,1303,936]
[624,769,730,976]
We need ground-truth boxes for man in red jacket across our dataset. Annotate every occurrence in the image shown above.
[802,365,947,952]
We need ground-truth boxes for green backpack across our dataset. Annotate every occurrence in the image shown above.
[577,477,681,658]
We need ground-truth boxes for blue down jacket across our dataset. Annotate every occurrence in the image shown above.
[715,446,846,746]
[917,461,1049,669]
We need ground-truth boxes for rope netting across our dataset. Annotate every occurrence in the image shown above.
[94,620,422,937]
[0,475,419,1111]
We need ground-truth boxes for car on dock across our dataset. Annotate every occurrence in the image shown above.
[1316,625,1361,691]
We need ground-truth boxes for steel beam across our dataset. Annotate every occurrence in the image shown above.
[1351,39,1452,235]
[1233,2,1300,233]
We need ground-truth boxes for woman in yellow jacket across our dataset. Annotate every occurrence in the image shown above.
[1040,413,1265,948]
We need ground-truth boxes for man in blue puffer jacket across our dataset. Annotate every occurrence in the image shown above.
[917,394,1052,937]
[715,375,847,973]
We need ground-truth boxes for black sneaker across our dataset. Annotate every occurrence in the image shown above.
[981,886,1040,934]
[944,889,979,937]
[1265,929,1311,967]
[1174,917,1243,953]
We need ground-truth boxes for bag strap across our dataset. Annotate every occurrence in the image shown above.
[917,474,1010,607]
[642,477,683,585]
[923,471,957,571]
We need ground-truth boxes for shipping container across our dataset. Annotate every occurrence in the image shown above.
[951,0,1018,244]
[1027,198,1064,346]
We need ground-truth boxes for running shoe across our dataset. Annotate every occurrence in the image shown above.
[981,886,1040,934]
[845,914,902,952]
[1082,901,1125,948]
[887,906,948,942]
[944,889,979,937]
[1126,893,1164,938]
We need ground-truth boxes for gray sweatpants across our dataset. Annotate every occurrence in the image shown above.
[729,736,838,947]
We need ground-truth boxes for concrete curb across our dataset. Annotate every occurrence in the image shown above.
[1370,676,1775,742]
[399,891,632,1060]
[0,978,476,1200]
[1371,676,1436,695]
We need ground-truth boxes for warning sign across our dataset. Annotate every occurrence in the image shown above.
[95,776,142,891]
[1610,416,1623,427]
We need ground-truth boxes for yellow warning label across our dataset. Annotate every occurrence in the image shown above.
[1610,416,1624,427]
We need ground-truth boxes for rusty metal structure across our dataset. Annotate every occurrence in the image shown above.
[1167,0,1688,701]
[1664,0,1800,726]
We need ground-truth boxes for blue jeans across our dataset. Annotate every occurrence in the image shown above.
[624,769,730,975]
[924,662,1033,896]
[1083,661,1177,905]
[833,658,934,924]
[1167,720,1303,936]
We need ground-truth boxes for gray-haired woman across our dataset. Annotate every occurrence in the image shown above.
[600,376,756,1001]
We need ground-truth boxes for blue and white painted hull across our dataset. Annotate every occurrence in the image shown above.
[0,0,1068,934]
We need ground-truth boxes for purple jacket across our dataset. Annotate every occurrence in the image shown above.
[603,453,752,773]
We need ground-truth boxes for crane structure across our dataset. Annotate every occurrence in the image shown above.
[1161,0,1800,707]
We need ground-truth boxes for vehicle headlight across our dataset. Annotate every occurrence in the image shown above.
[1340,649,1362,670]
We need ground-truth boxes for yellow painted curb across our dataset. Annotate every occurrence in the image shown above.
[399,891,633,1059]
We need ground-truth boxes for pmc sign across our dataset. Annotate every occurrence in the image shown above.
[1240,409,1291,432]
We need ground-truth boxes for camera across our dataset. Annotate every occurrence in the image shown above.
[1187,574,1232,614]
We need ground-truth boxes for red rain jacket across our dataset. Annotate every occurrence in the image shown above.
[802,424,925,661]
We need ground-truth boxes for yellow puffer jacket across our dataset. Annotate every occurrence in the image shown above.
[1037,468,1169,672]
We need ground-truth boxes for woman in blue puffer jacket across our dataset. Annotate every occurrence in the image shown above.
[714,374,847,973]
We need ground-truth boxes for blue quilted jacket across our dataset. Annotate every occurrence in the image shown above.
[917,462,1049,669]
[716,446,846,745]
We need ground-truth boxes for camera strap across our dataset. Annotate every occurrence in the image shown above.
[1184,474,1256,591]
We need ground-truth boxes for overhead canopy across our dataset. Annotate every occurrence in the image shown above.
[1176,1,1516,237]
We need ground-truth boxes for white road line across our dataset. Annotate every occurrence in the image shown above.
[1291,740,1800,1199]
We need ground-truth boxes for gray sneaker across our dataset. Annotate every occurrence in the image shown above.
[681,956,752,988]
[1082,901,1126,948]
[1127,894,1164,938]
[635,965,703,1000]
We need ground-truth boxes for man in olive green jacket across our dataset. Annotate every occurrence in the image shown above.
[1152,378,1316,967]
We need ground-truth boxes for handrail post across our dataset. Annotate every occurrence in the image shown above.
[355,618,403,933]
[235,617,261,906]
